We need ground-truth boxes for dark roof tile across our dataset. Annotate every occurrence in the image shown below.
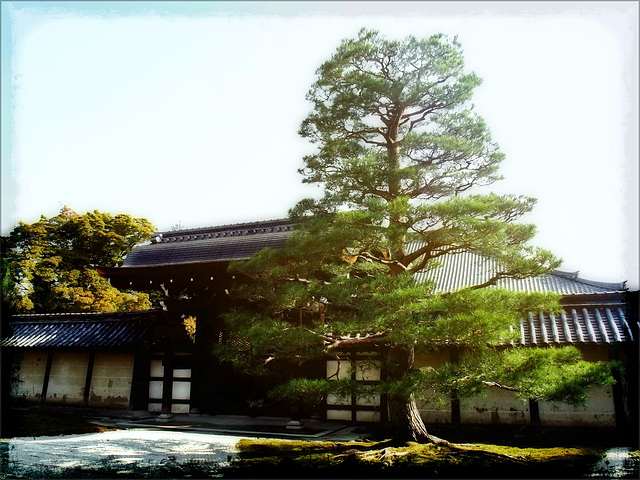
[520,304,633,346]
[123,220,294,267]
[0,310,190,350]
[116,220,625,295]
[413,250,625,295]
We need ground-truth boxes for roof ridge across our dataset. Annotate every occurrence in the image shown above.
[551,270,625,291]
[9,317,145,324]
[151,219,294,244]
[561,302,627,308]
[551,270,579,280]
[11,309,161,319]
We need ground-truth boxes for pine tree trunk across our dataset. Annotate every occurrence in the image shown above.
[388,390,430,442]
[387,346,449,444]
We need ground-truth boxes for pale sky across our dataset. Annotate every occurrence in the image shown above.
[1,1,638,289]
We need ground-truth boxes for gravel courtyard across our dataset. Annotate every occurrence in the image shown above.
[1,429,244,476]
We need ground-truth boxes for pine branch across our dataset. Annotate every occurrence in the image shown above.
[286,275,331,286]
[325,332,389,350]
[358,251,409,272]
[481,381,519,392]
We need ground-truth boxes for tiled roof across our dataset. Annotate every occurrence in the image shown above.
[520,303,634,346]
[116,220,625,295]
[0,310,188,350]
[122,219,294,267]
[413,250,625,295]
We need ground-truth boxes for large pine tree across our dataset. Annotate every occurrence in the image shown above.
[218,29,616,442]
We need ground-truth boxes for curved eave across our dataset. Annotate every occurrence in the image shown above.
[0,310,194,351]
[98,259,240,277]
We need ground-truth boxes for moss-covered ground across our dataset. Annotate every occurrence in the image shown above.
[230,423,639,478]
[1,409,638,478]
[229,438,628,478]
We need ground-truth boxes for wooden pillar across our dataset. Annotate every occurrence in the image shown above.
[450,346,461,424]
[379,351,388,423]
[529,398,541,426]
[82,352,95,407]
[160,354,174,417]
[189,307,208,415]
[40,351,53,405]
[129,353,151,411]
[611,366,626,430]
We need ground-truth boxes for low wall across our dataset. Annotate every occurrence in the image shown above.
[414,346,616,427]
[46,352,89,404]
[460,389,529,425]
[537,347,615,427]
[10,351,48,402]
[88,353,135,408]
[10,351,135,409]
[415,350,451,423]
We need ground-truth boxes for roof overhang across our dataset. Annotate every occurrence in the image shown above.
[1,310,193,351]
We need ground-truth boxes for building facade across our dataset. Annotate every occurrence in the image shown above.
[3,219,637,431]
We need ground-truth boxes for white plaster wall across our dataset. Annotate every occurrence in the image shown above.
[415,350,452,424]
[326,353,382,422]
[353,352,382,381]
[539,386,616,427]
[356,393,381,406]
[46,352,89,405]
[356,410,380,422]
[326,409,352,421]
[171,403,190,414]
[537,347,615,426]
[327,393,351,406]
[10,351,47,402]
[150,359,164,377]
[88,353,134,408]
[417,395,453,424]
[460,389,530,425]
[172,381,191,401]
[326,359,352,380]
[149,381,163,400]
[416,346,615,427]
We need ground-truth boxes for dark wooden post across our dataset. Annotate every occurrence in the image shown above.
[529,398,541,426]
[379,350,388,423]
[83,352,95,407]
[450,346,461,424]
[40,351,53,405]
[158,354,174,420]
[129,353,151,411]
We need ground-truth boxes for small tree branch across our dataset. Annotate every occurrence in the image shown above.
[358,251,410,272]
[402,243,433,266]
[263,356,275,366]
[325,332,388,350]
[303,327,335,345]
[286,275,331,285]
[482,381,519,392]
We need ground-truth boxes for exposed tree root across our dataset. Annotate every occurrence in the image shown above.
[423,433,455,448]
[332,438,525,465]
[332,447,411,466]
[421,434,525,462]
[445,444,525,462]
